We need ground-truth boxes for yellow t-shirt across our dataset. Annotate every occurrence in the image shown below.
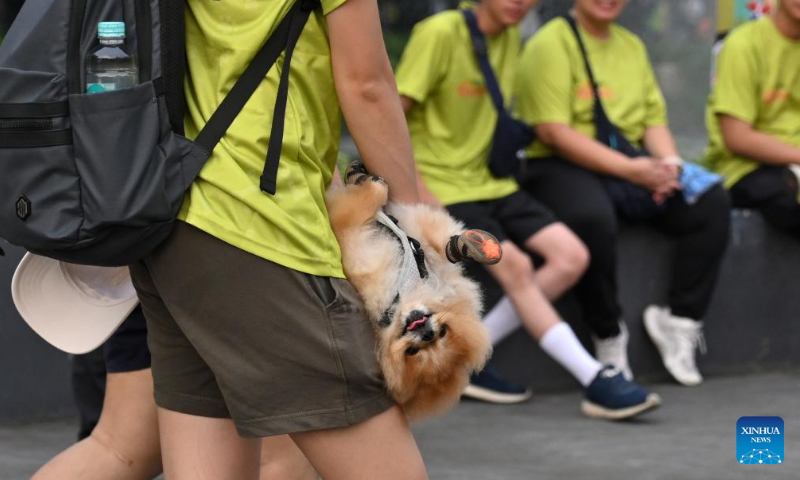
[395,10,519,206]
[179,0,348,278]
[517,18,667,158]
[702,17,800,189]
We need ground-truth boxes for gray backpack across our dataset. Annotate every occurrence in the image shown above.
[0,0,318,266]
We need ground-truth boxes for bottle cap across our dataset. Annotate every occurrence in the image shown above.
[98,22,126,39]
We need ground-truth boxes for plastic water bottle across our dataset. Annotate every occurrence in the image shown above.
[86,22,138,94]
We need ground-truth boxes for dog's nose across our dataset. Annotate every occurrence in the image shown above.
[408,310,426,322]
[420,324,435,342]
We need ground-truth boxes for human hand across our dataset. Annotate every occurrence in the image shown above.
[625,157,674,189]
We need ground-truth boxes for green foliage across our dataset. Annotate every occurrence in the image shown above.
[384,31,411,68]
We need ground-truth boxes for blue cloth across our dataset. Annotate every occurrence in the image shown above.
[681,163,723,205]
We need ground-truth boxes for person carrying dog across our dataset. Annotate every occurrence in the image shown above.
[702,0,800,237]
[515,0,731,388]
[128,0,429,478]
[395,0,660,420]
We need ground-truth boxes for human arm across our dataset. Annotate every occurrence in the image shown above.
[400,95,415,116]
[536,123,678,195]
[643,125,680,161]
[327,0,419,204]
[719,115,800,166]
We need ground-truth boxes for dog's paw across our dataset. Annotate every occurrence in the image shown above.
[446,230,502,265]
[345,161,385,186]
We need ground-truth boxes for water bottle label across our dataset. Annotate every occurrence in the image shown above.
[86,83,117,94]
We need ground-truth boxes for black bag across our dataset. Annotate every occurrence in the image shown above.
[463,9,536,178]
[0,0,319,266]
[563,15,666,221]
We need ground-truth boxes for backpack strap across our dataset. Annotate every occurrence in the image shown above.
[193,0,321,195]
[461,9,506,113]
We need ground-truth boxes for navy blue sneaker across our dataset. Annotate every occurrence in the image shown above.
[582,366,661,420]
[462,365,532,404]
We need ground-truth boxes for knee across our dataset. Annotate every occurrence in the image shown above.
[698,185,733,241]
[552,241,590,285]
[566,210,617,252]
[90,428,162,479]
[496,247,536,286]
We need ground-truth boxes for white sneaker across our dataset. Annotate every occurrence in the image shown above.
[644,305,706,386]
[592,321,633,381]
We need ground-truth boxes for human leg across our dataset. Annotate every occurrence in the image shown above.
[33,370,161,480]
[130,223,422,477]
[730,166,800,236]
[655,184,731,320]
[522,222,589,301]
[260,436,318,480]
[485,242,659,418]
[157,410,261,480]
[291,406,426,480]
[518,158,632,377]
[70,347,106,441]
[34,308,160,480]
[645,184,731,386]
[517,158,623,337]
[486,242,600,386]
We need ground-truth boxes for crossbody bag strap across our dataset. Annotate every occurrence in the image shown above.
[462,9,506,113]
[193,0,320,195]
[562,14,612,118]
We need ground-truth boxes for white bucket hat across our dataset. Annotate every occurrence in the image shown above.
[11,253,139,354]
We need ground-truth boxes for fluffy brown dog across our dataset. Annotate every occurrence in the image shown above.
[326,163,496,420]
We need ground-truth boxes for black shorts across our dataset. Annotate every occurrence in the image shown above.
[103,306,151,374]
[446,190,557,245]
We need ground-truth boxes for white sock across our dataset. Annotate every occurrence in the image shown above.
[481,296,521,345]
[539,323,603,387]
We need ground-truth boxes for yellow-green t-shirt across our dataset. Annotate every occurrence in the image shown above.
[179,0,348,278]
[395,10,519,206]
[702,17,800,189]
[517,18,667,158]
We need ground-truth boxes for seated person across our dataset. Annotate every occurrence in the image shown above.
[703,0,800,237]
[515,0,731,386]
[395,0,660,420]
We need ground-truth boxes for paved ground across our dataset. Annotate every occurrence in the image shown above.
[1,372,797,479]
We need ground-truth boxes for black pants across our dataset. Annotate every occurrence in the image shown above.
[70,307,150,440]
[71,348,106,441]
[730,166,800,238]
[516,157,731,338]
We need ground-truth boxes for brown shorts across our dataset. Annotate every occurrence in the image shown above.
[129,222,394,438]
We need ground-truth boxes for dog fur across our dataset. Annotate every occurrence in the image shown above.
[326,171,492,420]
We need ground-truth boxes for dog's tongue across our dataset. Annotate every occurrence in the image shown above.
[407,318,427,332]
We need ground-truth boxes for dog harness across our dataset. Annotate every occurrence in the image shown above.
[375,211,430,328]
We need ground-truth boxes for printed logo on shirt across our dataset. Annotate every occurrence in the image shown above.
[737,416,784,465]
[576,82,615,101]
[457,80,487,98]
[762,88,790,104]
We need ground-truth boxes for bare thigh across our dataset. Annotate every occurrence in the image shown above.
[157,408,261,480]
[291,406,427,480]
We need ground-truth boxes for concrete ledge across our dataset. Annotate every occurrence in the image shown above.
[478,210,800,390]
[2,210,799,419]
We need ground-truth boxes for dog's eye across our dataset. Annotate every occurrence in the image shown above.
[439,325,448,338]
[405,347,419,356]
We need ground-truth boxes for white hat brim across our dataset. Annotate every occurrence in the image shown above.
[11,253,139,354]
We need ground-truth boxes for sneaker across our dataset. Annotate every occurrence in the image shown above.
[581,366,662,420]
[462,365,532,404]
[446,230,502,265]
[644,305,706,386]
[592,321,633,381]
